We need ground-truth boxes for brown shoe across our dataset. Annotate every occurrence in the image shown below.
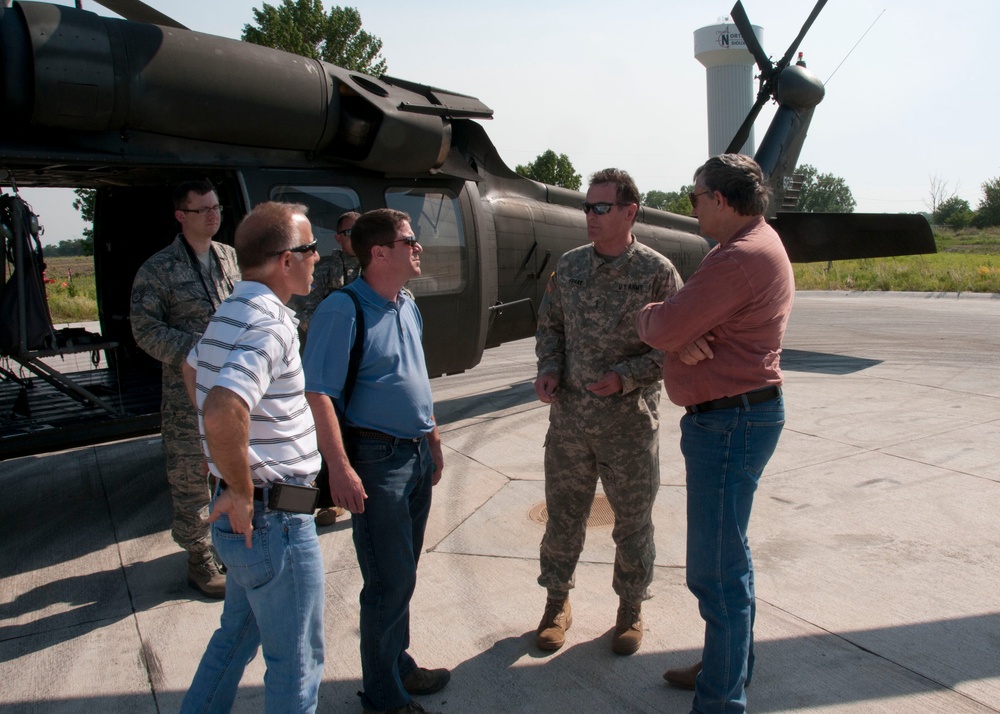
[611,600,643,655]
[187,554,226,599]
[664,660,702,690]
[314,506,346,527]
[535,596,572,651]
[402,666,450,695]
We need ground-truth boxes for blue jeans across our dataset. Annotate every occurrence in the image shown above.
[681,396,784,714]
[349,436,435,712]
[180,501,325,714]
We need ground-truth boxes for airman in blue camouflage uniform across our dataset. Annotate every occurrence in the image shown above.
[534,169,682,655]
[130,180,239,598]
[290,210,360,527]
[291,210,361,338]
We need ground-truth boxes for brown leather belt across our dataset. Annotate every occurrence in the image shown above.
[685,386,782,415]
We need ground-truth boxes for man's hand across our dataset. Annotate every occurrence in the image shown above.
[678,334,715,366]
[429,437,444,486]
[534,372,560,403]
[207,487,254,548]
[328,462,368,514]
[586,370,623,397]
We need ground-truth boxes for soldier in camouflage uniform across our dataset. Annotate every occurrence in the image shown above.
[131,179,240,598]
[291,210,361,339]
[290,210,360,527]
[533,168,682,655]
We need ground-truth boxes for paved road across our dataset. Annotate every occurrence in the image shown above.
[1,291,998,713]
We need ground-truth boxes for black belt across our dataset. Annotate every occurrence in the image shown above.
[215,477,268,502]
[347,427,423,444]
[685,386,782,415]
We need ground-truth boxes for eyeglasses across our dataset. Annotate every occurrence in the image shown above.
[336,228,352,237]
[179,205,223,216]
[267,240,318,257]
[386,236,419,248]
[688,191,710,205]
[582,202,631,215]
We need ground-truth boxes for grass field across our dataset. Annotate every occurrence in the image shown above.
[34,227,1000,323]
[42,256,98,323]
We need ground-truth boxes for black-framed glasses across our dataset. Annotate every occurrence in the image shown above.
[688,191,710,205]
[267,240,318,257]
[386,236,419,248]
[582,202,631,215]
[179,205,223,216]
[336,228,352,237]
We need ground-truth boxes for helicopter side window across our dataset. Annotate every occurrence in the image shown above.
[385,188,466,296]
[269,185,361,258]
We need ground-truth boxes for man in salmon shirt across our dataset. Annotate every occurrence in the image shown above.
[637,154,794,714]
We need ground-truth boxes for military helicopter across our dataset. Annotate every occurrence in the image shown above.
[0,0,933,457]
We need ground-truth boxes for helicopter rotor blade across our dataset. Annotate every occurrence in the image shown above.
[730,1,771,75]
[776,0,828,70]
[725,91,769,155]
[89,0,188,29]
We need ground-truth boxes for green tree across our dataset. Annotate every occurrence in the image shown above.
[643,185,694,215]
[794,164,856,213]
[515,150,582,191]
[71,188,95,255]
[243,1,387,75]
[46,239,91,257]
[971,177,1000,228]
[934,196,974,230]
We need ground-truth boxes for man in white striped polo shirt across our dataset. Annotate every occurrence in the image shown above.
[180,201,324,713]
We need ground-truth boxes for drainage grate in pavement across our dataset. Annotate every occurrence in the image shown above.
[528,495,615,527]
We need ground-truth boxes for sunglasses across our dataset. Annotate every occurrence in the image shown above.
[688,190,710,205]
[337,228,352,237]
[582,202,630,215]
[268,240,318,257]
[387,236,419,248]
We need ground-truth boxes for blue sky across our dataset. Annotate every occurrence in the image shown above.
[17,0,1000,243]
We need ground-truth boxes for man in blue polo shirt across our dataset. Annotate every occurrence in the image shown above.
[303,208,447,714]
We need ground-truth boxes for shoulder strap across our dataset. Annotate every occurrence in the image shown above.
[340,288,364,412]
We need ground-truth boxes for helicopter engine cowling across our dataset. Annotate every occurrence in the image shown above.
[2,2,480,174]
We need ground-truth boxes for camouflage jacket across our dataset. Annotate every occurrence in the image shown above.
[291,250,361,334]
[130,235,240,367]
[536,238,682,400]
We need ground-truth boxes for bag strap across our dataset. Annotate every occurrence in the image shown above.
[340,288,364,412]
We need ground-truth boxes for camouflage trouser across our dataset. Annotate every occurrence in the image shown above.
[161,366,212,559]
[538,424,659,604]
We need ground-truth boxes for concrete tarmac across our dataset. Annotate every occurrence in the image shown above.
[2,291,998,713]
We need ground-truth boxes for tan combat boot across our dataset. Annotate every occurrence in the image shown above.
[535,597,572,651]
[188,552,226,599]
[315,506,346,527]
[611,600,642,655]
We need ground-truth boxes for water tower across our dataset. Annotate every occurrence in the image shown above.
[694,18,762,157]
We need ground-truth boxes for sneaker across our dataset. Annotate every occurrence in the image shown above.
[187,554,226,599]
[535,596,572,651]
[611,600,642,655]
[363,701,440,714]
[314,506,346,527]
[402,666,450,695]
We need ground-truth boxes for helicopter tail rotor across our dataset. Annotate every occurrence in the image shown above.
[725,0,828,155]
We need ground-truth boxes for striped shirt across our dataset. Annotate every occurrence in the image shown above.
[187,280,320,486]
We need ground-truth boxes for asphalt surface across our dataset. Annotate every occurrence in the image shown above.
[2,291,998,713]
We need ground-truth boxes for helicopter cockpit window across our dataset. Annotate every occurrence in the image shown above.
[269,185,360,257]
[385,188,466,296]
